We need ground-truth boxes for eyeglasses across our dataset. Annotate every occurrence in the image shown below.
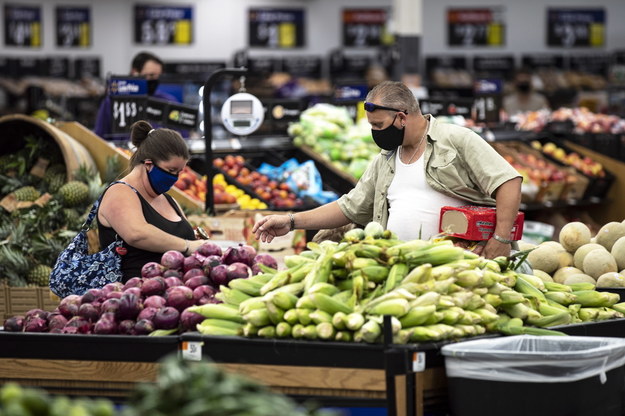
[364,102,408,114]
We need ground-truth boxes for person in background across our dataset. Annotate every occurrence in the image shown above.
[94,51,179,139]
[503,68,550,116]
[253,81,522,259]
[97,120,206,281]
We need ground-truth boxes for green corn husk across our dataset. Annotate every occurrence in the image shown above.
[291,324,305,339]
[437,295,456,309]
[480,259,502,272]
[303,324,318,340]
[309,293,353,314]
[611,302,625,315]
[260,262,307,295]
[402,263,433,284]
[544,291,578,306]
[249,272,274,284]
[527,311,572,327]
[242,322,258,337]
[404,244,464,267]
[196,323,241,336]
[215,286,252,306]
[332,311,347,330]
[275,322,292,338]
[271,291,299,310]
[310,309,333,324]
[284,254,315,268]
[573,290,620,308]
[238,297,267,316]
[472,307,499,324]
[483,293,502,308]
[245,308,271,327]
[316,322,336,340]
[440,307,465,325]
[430,265,455,281]
[567,282,596,291]
[455,270,484,288]
[283,308,299,325]
[578,307,601,322]
[308,282,340,296]
[410,292,441,307]
[384,263,409,293]
[265,301,285,325]
[539,300,569,315]
[544,281,573,292]
[296,294,316,309]
[408,324,455,342]
[488,282,511,295]
[335,330,353,342]
[366,298,410,317]
[343,227,366,243]
[344,312,366,331]
[349,257,380,270]
[500,290,526,305]
[514,275,547,301]
[187,303,244,323]
[386,240,431,258]
[502,302,531,320]
[360,319,382,343]
[257,325,276,338]
[296,308,313,325]
[360,266,390,283]
[517,273,546,291]
[228,278,264,297]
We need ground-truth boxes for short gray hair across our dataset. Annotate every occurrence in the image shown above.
[365,81,421,114]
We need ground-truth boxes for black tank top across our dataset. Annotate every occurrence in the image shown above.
[98,182,195,282]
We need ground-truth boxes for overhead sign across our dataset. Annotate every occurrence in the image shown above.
[4,4,41,47]
[108,77,147,134]
[547,8,605,48]
[134,4,193,45]
[281,56,322,78]
[521,54,565,70]
[163,61,225,81]
[248,8,305,48]
[74,57,101,79]
[56,6,90,47]
[447,7,505,47]
[569,54,610,76]
[473,55,515,78]
[342,8,390,47]
[472,79,503,123]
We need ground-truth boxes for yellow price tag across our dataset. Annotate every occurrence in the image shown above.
[279,22,295,48]
[590,23,604,47]
[79,22,90,47]
[487,23,502,46]
[356,101,366,121]
[174,20,191,44]
[31,22,41,47]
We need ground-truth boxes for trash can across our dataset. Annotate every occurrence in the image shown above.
[441,335,625,416]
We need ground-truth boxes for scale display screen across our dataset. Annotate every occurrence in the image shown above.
[231,100,253,115]
[233,119,252,127]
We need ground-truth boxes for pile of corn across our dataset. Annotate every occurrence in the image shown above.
[188,222,625,343]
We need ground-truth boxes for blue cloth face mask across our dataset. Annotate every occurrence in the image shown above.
[146,162,178,195]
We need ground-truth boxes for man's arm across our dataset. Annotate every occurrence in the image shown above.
[479,177,522,259]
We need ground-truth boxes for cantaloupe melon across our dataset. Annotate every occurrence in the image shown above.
[517,240,536,251]
[573,243,606,270]
[527,244,560,274]
[563,274,596,286]
[595,222,625,251]
[553,267,584,284]
[532,269,553,283]
[582,248,618,279]
[611,236,625,271]
[541,241,566,253]
[558,222,591,253]
[596,272,625,288]
[558,251,573,268]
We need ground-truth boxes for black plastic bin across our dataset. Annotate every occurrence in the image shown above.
[441,335,625,416]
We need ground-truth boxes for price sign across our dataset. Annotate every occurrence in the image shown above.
[17,57,45,76]
[521,54,565,70]
[331,54,371,79]
[134,5,193,45]
[248,8,305,48]
[46,57,70,78]
[56,7,90,47]
[342,8,390,47]
[425,55,468,81]
[547,8,605,48]
[420,99,472,117]
[447,8,505,47]
[4,4,41,47]
[74,57,101,79]
[281,56,321,78]
[109,77,147,135]
[163,61,225,82]
[247,57,281,75]
[472,79,503,123]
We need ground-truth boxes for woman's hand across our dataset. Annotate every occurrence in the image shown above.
[252,214,291,243]
[187,238,209,254]
[475,238,511,259]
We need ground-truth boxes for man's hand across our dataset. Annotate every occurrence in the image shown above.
[252,215,291,243]
[475,238,511,259]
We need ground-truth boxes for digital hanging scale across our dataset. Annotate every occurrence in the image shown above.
[220,92,264,136]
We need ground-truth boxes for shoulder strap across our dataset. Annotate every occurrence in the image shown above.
[82,181,140,230]
[163,193,184,217]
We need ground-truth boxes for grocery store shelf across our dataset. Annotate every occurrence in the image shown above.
[188,135,294,154]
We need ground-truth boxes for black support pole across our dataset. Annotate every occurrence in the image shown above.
[202,67,248,215]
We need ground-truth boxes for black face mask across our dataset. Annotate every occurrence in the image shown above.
[516,82,531,93]
[371,114,405,151]
[147,79,160,95]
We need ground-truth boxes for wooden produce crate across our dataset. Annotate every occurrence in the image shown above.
[0,285,59,320]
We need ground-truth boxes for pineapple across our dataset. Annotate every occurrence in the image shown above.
[12,186,41,202]
[0,246,29,287]
[27,264,52,286]
[47,164,66,176]
[45,173,66,194]
[58,181,89,207]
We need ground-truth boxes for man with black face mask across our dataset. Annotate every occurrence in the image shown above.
[253,81,522,259]
[503,68,550,116]
[94,51,179,139]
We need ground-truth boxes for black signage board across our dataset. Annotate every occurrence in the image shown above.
[547,8,605,48]
[472,78,503,123]
[248,8,305,48]
[163,61,225,82]
[425,55,469,79]
[521,54,565,70]
[16,57,45,76]
[281,56,322,78]
[0,57,11,77]
[342,8,389,48]
[331,54,372,81]
[74,57,101,79]
[4,4,41,47]
[45,57,70,78]
[613,51,625,65]
[420,98,473,118]
[247,56,281,75]
[163,101,198,129]
[569,54,610,76]
[134,4,193,45]
[473,55,515,79]
[265,98,305,133]
[56,6,90,47]
[447,7,505,47]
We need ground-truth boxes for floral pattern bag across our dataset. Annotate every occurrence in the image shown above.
[50,183,127,298]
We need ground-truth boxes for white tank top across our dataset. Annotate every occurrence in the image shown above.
[386,150,464,241]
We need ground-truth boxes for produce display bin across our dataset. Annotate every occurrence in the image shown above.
[0,285,59,321]
[0,332,179,399]
[441,335,625,416]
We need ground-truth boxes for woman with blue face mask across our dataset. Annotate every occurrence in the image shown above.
[97,120,206,281]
